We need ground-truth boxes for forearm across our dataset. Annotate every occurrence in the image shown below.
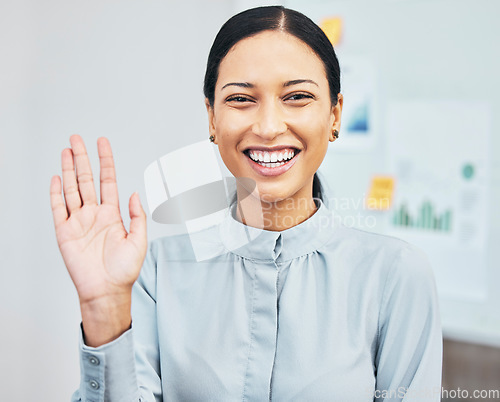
[80,291,133,347]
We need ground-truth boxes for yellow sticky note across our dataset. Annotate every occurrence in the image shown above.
[320,17,343,47]
[366,176,395,210]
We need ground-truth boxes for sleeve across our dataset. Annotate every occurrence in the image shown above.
[71,242,162,402]
[374,243,443,402]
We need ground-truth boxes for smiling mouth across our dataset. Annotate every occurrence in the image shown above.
[243,148,300,168]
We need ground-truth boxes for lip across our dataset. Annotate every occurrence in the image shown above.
[244,149,300,177]
[244,145,299,152]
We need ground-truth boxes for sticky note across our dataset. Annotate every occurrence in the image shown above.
[366,176,395,210]
[320,17,343,46]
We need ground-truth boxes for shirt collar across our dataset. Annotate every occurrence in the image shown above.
[219,200,336,262]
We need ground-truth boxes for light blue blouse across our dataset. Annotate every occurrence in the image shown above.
[73,201,442,401]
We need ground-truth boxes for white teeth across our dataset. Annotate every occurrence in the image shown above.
[247,149,297,165]
[249,151,265,162]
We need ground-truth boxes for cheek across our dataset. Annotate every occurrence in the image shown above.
[217,108,252,131]
[290,113,332,148]
[308,140,328,168]
[215,114,251,149]
[300,121,330,166]
[217,136,244,174]
[291,103,333,128]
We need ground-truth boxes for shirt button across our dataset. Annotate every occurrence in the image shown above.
[88,356,100,366]
[89,380,100,390]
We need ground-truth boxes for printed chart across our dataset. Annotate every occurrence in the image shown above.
[386,101,491,302]
[392,201,452,233]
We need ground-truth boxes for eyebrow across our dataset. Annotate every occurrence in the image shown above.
[283,79,319,87]
[220,79,318,90]
[221,82,254,90]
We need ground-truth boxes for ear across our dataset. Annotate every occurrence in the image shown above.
[329,93,343,142]
[205,98,217,144]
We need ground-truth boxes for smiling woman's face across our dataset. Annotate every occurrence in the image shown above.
[206,30,342,205]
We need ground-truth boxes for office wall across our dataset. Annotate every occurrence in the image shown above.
[0,1,233,400]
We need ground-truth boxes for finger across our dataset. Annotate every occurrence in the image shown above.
[50,175,68,227]
[61,147,82,213]
[127,192,147,253]
[69,134,98,205]
[97,137,120,206]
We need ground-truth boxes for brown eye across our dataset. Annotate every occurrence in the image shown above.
[226,96,252,103]
[286,93,314,101]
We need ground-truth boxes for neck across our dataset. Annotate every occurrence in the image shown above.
[234,186,318,232]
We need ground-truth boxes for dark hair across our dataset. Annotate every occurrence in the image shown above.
[204,6,341,204]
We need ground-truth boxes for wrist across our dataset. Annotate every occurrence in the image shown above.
[80,291,132,347]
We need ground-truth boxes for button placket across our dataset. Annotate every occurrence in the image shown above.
[88,356,100,366]
[242,260,279,401]
[89,379,100,390]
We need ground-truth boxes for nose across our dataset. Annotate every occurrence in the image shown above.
[251,100,287,140]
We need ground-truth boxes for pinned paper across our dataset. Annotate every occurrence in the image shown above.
[366,176,395,210]
[320,17,343,46]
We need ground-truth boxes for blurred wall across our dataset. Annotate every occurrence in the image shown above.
[0,1,233,400]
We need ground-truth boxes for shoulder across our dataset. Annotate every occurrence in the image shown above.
[336,224,409,251]
[347,227,435,292]
[328,228,440,333]
[326,224,427,265]
[352,226,430,267]
[146,223,225,264]
[148,232,195,261]
[322,224,435,290]
[137,224,223,293]
[341,228,439,317]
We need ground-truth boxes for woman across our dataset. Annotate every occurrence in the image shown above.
[50,6,442,401]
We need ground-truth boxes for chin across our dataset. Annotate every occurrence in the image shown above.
[254,186,299,205]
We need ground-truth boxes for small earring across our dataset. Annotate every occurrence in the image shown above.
[209,135,215,143]
[333,130,339,139]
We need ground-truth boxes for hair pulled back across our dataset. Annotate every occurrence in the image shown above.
[203,6,341,203]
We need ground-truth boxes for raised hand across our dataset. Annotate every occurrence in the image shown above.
[50,135,147,346]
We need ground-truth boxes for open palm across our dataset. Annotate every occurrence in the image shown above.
[50,135,147,306]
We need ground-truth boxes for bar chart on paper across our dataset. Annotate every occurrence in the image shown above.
[392,201,452,233]
[386,101,490,302]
